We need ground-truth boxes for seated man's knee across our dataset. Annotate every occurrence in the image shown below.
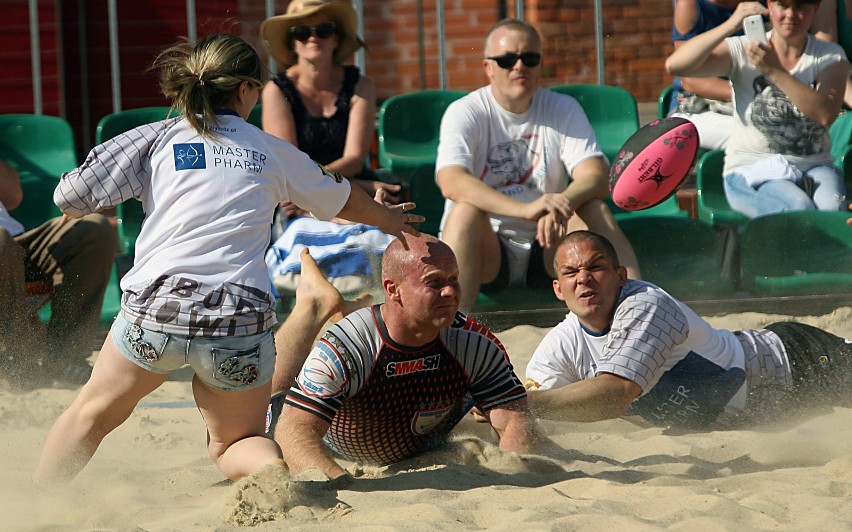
[441,203,490,240]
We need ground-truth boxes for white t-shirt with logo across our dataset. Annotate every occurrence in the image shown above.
[436,86,603,243]
[55,114,351,337]
[724,32,846,174]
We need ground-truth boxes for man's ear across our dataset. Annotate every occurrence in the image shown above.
[482,58,493,78]
[617,266,628,286]
[552,278,566,302]
[384,279,401,302]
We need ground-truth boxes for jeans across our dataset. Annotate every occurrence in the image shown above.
[724,164,847,218]
[111,314,276,391]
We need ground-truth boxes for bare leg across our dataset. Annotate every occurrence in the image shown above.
[438,203,501,311]
[33,333,168,483]
[270,249,372,395]
[193,377,283,480]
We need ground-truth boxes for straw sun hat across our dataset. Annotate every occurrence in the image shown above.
[260,0,364,66]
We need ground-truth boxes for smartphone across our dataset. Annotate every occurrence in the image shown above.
[742,14,767,45]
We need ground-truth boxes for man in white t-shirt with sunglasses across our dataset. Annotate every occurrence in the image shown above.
[436,18,640,311]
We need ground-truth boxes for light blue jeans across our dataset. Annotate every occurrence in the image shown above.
[724,164,847,218]
[110,314,275,391]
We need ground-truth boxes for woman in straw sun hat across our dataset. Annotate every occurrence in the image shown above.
[259,1,397,195]
[259,1,407,298]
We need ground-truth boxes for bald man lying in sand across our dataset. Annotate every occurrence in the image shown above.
[267,234,539,481]
[524,231,852,430]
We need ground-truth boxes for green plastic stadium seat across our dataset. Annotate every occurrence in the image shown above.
[247,104,263,129]
[739,211,852,296]
[829,111,852,168]
[377,90,467,174]
[658,85,674,120]
[609,196,688,221]
[548,84,640,162]
[95,106,173,255]
[695,149,748,227]
[618,216,733,299]
[0,114,77,230]
[378,90,468,235]
[0,113,122,325]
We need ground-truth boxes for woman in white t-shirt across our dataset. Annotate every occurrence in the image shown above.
[666,0,850,218]
[34,34,421,484]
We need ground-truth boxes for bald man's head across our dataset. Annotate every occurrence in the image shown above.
[382,235,457,284]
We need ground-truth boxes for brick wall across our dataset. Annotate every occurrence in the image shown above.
[245,0,675,104]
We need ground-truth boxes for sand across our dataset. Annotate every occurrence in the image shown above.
[1,307,850,531]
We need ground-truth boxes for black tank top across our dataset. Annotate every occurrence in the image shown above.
[272,65,360,169]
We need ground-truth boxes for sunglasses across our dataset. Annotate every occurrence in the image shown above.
[290,22,337,42]
[486,52,542,69]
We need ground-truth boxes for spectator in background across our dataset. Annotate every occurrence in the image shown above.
[435,18,640,312]
[668,0,746,151]
[666,0,849,218]
[260,0,403,295]
[0,159,117,391]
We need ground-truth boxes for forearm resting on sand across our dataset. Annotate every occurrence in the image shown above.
[527,374,642,422]
[487,399,540,454]
[276,406,349,480]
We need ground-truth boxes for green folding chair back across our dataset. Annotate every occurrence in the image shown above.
[95,107,173,255]
[618,216,733,300]
[377,90,468,173]
[829,111,852,168]
[658,85,674,120]
[377,90,467,235]
[247,104,263,129]
[548,84,640,162]
[739,211,852,296]
[695,148,748,226]
[0,114,78,230]
[95,106,174,144]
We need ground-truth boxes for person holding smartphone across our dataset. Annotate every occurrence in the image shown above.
[666,0,850,219]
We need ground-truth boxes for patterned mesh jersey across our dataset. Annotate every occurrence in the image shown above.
[281,305,526,465]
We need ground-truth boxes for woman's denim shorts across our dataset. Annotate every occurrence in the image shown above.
[110,314,275,392]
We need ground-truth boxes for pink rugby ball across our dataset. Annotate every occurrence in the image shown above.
[609,117,699,211]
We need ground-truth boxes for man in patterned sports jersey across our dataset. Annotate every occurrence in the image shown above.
[268,234,539,480]
[525,230,851,429]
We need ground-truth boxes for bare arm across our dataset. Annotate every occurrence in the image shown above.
[751,45,849,127]
[484,398,540,454]
[0,160,22,209]
[334,183,422,245]
[275,405,349,479]
[527,373,642,422]
[666,2,767,78]
[436,165,572,221]
[672,0,734,102]
[329,74,376,179]
[562,156,610,207]
[811,0,838,42]
[261,80,299,145]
